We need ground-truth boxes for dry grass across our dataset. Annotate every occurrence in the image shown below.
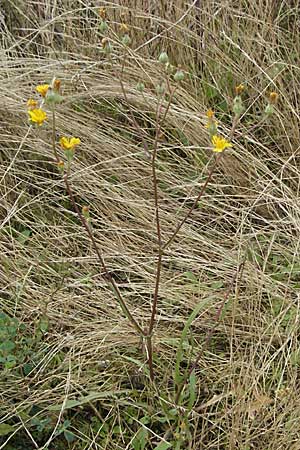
[1,1,300,449]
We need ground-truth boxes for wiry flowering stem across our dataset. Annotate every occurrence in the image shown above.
[51,108,144,336]
[146,85,177,381]
[163,115,239,252]
[175,260,244,405]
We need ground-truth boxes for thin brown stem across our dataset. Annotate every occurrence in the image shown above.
[51,110,59,162]
[118,55,151,158]
[162,153,221,251]
[146,85,177,381]
[163,115,240,251]
[51,110,144,336]
[175,260,244,405]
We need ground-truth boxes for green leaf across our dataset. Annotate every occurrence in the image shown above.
[133,427,149,450]
[187,370,197,411]
[48,390,129,411]
[64,430,76,443]
[211,281,223,289]
[23,363,34,376]
[174,296,214,385]
[39,317,49,333]
[0,424,15,436]
[183,271,198,283]
[17,229,31,245]
[153,442,172,450]
[0,340,15,353]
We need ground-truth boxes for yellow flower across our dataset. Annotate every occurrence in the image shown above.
[27,99,38,109]
[119,23,129,33]
[211,135,233,153]
[206,109,214,119]
[98,7,106,19]
[235,84,245,95]
[59,136,81,150]
[269,91,279,104]
[36,84,50,97]
[28,108,47,126]
[53,79,61,92]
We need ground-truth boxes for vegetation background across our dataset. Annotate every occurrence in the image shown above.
[1,0,300,449]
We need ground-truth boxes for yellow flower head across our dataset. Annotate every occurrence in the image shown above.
[269,91,279,104]
[57,160,65,171]
[235,84,245,95]
[211,135,233,153]
[53,79,61,92]
[27,98,38,109]
[98,7,106,19]
[119,23,129,33]
[206,109,214,119]
[28,108,47,126]
[59,136,81,150]
[36,84,50,97]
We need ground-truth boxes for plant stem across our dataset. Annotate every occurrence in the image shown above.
[51,109,144,336]
[162,153,221,251]
[146,86,177,381]
[163,115,240,251]
[175,260,244,405]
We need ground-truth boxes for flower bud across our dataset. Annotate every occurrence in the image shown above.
[53,79,61,92]
[122,34,131,46]
[206,121,218,137]
[158,52,169,64]
[82,206,90,221]
[99,20,108,33]
[101,38,112,54]
[269,91,279,104]
[156,82,166,96]
[174,69,185,82]
[57,160,65,172]
[119,23,129,33]
[27,99,38,110]
[265,103,274,116]
[233,95,245,117]
[45,89,63,106]
[136,81,145,92]
[206,109,214,119]
[235,84,245,95]
[98,8,106,19]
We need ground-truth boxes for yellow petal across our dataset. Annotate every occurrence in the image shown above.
[70,137,81,147]
[36,84,50,97]
[28,108,47,125]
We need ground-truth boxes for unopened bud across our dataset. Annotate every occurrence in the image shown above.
[82,206,90,220]
[99,20,108,33]
[265,103,274,116]
[53,79,61,92]
[174,69,185,82]
[122,34,131,46]
[119,23,129,33]
[57,160,65,172]
[158,52,169,64]
[235,84,245,95]
[101,38,112,53]
[233,95,245,117]
[98,8,106,19]
[136,81,145,92]
[27,99,38,110]
[269,91,279,104]
[156,82,166,96]
[45,89,63,106]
